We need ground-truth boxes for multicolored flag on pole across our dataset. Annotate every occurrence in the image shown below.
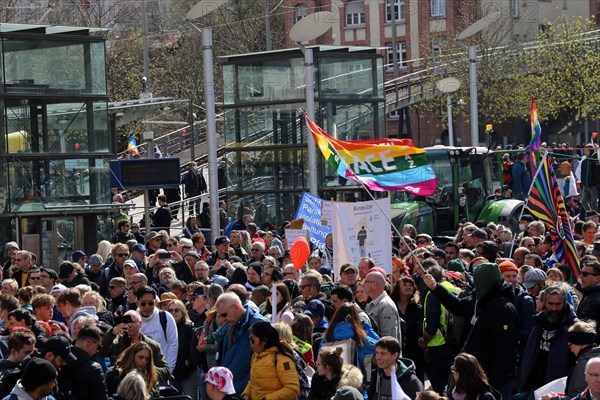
[127,134,139,155]
[528,96,542,150]
[526,153,580,282]
[303,114,437,195]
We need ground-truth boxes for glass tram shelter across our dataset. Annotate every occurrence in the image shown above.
[221,46,385,226]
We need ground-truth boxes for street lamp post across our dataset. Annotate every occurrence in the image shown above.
[456,12,500,147]
[187,0,226,248]
[289,11,335,197]
[436,77,460,147]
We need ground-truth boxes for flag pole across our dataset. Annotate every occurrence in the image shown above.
[509,151,548,258]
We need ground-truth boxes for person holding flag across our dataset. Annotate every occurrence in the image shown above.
[367,336,423,400]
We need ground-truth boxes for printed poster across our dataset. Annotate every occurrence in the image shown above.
[332,197,391,278]
[295,192,332,248]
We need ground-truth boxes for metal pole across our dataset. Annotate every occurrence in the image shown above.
[447,94,454,146]
[203,28,221,248]
[469,45,479,146]
[189,98,195,162]
[305,47,318,196]
[390,0,399,79]
[141,0,153,236]
[265,0,272,51]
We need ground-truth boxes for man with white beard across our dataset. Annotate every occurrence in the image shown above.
[520,284,578,397]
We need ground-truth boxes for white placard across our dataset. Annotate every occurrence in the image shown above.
[332,197,392,278]
[284,229,309,251]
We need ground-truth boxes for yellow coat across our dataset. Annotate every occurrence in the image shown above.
[242,346,300,400]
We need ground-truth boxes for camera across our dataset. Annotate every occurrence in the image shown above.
[159,252,171,259]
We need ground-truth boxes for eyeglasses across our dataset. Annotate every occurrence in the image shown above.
[581,271,600,277]
[29,276,41,281]
[167,308,181,313]
[108,285,121,290]
[587,372,600,379]
[117,253,130,257]
[139,301,154,307]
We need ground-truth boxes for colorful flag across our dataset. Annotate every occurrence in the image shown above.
[303,114,437,195]
[391,366,411,400]
[127,134,139,155]
[526,153,580,281]
[528,96,542,150]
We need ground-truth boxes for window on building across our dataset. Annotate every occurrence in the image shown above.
[346,1,366,26]
[431,0,445,17]
[385,0,406,23]
[295,4,308,22]
[431,36,446,57]
[386,42,407,69]
[510,0,519,18]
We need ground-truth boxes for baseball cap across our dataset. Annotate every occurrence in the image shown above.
[192,286,206,297]
[72,250,86,262]
[212,275,229,287]
[184,251,201,260]
[215,236,230,246]
[5,241,19,251]
[523,268,547,289]
[131,222,140,228]
[205,366,236,395]
[304,299,325,318]
[123,260,138,269]
[340,264,358,274]
[131,244,147,253]
[43,335,77,364]
[88,254,104,266]
[21,358,57,391]
[49,284,67,295]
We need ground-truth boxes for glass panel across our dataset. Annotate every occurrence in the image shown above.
[227,192,302,227]
[5,158,111,212]
[224,105,306,145]
[223,65,235,105]
[318,57,381,98]
[320,102,384,140]
[2,39,107,96]
[224,147,308,192]
[234,58,306,104]
[5,100,109,154]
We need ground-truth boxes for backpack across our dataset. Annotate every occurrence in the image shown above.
[0,366,22,398]
[275,349,311,400]
[438,281,464,346]
[158,310,168,340]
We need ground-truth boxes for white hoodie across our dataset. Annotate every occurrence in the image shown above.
[139,307,179,372]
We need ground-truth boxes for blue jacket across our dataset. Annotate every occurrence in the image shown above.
[511,160,532,197]
[217,307,267,393]
[521,305,578,390]
[322,321,380,371]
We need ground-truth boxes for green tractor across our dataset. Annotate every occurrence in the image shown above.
[390,146,524,239]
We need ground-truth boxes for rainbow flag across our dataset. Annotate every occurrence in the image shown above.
[526,153,580,282]
[127,134,139,155]
[304,114,437,195]
[528,96,542,150]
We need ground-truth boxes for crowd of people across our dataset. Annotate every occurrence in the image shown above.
[1,198,600,400]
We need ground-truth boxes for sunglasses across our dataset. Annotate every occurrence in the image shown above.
[108,285,121,289]
[167,308,181,313]
[581,271,600,277]
[117,253,129,257]
[29,276,41,281]
[251,248,260,252]
[139,301,154,307]
[217,312,228,318]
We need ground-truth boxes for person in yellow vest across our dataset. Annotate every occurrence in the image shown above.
[418,261,461,395]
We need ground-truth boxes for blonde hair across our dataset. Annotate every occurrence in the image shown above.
[167,299,190,322]
[116,371,149,400]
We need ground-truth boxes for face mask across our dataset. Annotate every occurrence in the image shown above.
[518,224,526,231]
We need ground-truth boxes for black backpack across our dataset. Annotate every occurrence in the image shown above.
[0,366,22,398]
[275,349,310,400]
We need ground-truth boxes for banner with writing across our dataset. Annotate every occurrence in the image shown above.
[295,192,332,248]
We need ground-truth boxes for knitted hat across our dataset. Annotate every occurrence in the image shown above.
[88,254,104,266]
[447,259,465,273]
[473,262,501,300]
[498,260,518,274]
[247,261,263,277]
[21,358,57,391]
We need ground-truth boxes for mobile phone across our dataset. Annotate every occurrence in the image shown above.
[159,252,171,259]
[220,259,225,267]
[115,315,133,325]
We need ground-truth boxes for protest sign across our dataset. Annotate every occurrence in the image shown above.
[295,192,332,248]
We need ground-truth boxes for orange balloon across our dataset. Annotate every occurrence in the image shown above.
[290,237,310,270]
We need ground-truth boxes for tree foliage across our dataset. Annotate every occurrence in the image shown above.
[416,9,600,136]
